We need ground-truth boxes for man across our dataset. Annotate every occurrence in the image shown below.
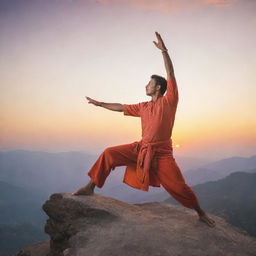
[72,32,216,228]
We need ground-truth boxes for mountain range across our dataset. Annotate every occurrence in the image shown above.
[0,150,255,255]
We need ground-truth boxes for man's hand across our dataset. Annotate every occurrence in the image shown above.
[153,31,174,79]
[85,96,124,112]
[153,31,168,51]
[85,96,102,107]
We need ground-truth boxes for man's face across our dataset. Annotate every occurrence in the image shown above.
[145,79,160,96]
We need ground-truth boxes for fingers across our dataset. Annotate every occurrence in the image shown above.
[85,96,99,106]
[85,96,94,102]
[155,31,163,42]
[155,31,161,39]
[85,96,94,104]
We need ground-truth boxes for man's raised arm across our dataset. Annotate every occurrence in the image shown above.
[153,31,174,79]
[85,96,124,112]
[153,31,178,103]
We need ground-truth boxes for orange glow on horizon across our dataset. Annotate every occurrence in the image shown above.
[1,0,255,160]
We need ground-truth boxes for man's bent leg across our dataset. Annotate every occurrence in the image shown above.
[72,142,138,195]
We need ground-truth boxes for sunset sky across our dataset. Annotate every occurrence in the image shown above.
[0,0,255,160]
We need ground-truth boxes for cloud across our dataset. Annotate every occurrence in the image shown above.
[96,0,232,13]
[202,0,230,5]
[97,0,182,14]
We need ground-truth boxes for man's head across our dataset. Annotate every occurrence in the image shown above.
[145,75,167,96]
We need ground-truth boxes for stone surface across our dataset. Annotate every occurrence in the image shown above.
[34,192,256,256]
[15,240,50,256]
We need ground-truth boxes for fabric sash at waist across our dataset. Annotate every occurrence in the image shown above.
[135,138,173,189]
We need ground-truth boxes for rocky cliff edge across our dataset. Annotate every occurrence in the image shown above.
[16,192,256,256]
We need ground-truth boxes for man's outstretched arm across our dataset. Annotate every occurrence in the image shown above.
[153,31,174,79]
[85,96,124,112]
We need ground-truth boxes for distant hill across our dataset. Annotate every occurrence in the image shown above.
[170,155,212,172]
[165,171,256,237]
[184,155,256,186]
[203,156,256,172]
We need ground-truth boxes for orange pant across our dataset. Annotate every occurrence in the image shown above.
[87,141,198,209]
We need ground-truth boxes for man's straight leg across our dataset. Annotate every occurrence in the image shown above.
[156,156,216,227]
[156,156,198,209]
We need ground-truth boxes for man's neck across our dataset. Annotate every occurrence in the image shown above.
[151,94,163,102]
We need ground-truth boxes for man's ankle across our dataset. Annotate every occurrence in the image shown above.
[89,180,96,188]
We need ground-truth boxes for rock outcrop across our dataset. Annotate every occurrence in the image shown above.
[16,241,50,256]
[17,193,256,256]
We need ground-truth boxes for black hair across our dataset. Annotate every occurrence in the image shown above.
[150,74,167,95]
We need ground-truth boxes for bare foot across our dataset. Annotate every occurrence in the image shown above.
[72,181,95,196]
[199,213,216,228]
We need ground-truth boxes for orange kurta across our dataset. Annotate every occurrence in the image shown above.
[122,76,179,191]
[88,76,198,209]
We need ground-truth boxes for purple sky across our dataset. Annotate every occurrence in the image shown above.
[0,0,255,160]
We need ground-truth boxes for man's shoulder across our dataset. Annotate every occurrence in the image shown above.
[139,101,150,108]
